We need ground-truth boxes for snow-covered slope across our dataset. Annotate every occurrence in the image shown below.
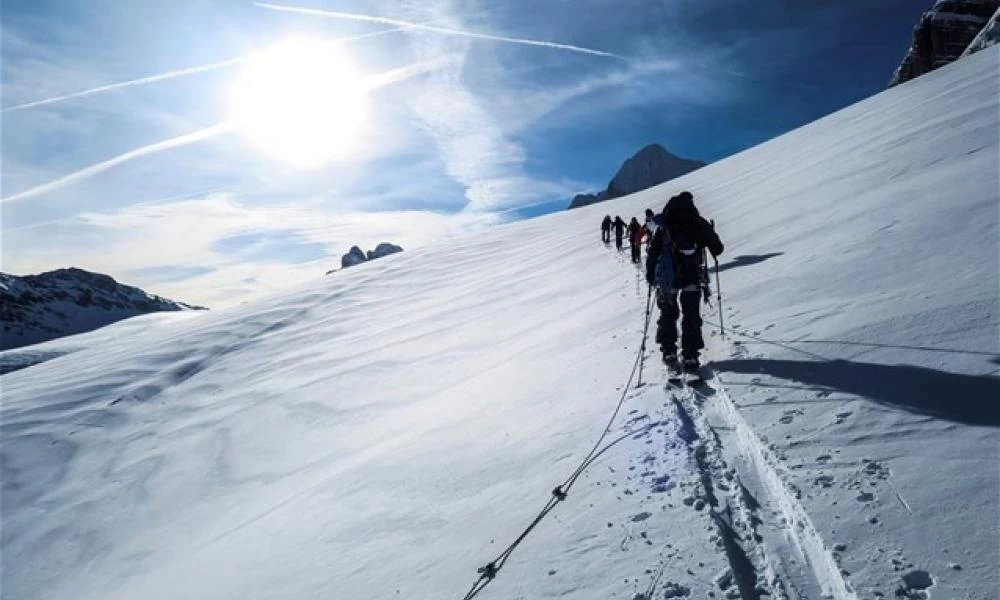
[2,47,998,600]
[0,311,203,375]
[0,267,205,351]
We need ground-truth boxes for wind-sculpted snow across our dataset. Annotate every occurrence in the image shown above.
[2,47,997,600]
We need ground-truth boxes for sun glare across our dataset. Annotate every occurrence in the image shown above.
[229,38,368,167]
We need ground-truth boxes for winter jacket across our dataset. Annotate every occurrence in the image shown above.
[612,218,626,237]
[629,223,646,245]
[646,212,723,290]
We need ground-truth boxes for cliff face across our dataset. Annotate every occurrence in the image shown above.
[962,5,1000,55]
[890,0,999,87]
[568,144,705,210]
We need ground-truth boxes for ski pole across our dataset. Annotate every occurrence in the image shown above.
[713,254,724,340]
[637,283,652,387]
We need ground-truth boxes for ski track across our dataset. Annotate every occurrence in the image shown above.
[665,363,860,600]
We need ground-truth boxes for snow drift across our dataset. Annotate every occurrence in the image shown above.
[2,47,997,600]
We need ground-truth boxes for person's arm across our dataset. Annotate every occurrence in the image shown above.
[701,218,724,257]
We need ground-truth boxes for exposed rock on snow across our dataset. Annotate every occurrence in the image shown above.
[0,267,204,351]
[568,144,705,209]
[890,0,999,86]
[338,242,404,270]
[365,243,403,261]
[340,246,368,269]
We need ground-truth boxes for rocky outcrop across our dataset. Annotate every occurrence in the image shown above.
[962,5,1000,55]
[337,242,404,271]
[0,267,205,351]
[365,243,403,261]
[568,144,705,209]
[890,0,999,87]
[341,246,368,269]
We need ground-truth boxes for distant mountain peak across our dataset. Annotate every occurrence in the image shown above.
[568,144,706,209]
[0,267,205,351]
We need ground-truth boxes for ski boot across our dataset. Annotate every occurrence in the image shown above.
[682,357,704,385]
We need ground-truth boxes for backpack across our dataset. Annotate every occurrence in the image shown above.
[669,226,704,289]
[655,218,708,290]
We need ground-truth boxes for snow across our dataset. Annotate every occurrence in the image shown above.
[2,46,998,600]
[0,311,202,374]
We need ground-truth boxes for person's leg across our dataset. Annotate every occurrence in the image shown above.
[656,289,680,358]
[679,289,704,361]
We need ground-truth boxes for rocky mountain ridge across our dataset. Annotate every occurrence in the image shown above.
[568,144,706,210]
[0,267,205,351]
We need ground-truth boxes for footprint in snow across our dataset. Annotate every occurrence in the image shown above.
[897,569,934,599]
[814,475,835,488]
[779,409,803,424]
[856,491,876,503]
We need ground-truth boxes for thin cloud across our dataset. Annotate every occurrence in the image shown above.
[1,58,451,204]
[254,2,621,59]
[1,123,235,204]
[2,25,419,114]
[3,60,245,113]
[5,193,502,306]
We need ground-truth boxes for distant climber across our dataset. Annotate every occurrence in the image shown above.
[643,209,656,246]
[613,216,626,250]
[601,215,612,243]
[627,217,645,263]
[646,191,724,376]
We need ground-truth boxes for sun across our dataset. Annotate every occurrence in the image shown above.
[229,38,368,168]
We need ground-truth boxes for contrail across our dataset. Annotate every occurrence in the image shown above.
[363,55,456,89]
[3,59,245,113]
[1,59,448,204]
[254,2,620,59]
[1,123,235,204]
[3,25,419,114]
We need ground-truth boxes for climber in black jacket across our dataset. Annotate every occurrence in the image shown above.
[645,191,724,374]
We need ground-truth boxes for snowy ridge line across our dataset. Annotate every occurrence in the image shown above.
[461,282,655,599]
[698,368,860,600]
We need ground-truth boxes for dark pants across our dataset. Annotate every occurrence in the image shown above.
[655,289,704,359]
[630,242,641,263]
[615,234,623,250]
[602,229,610,243]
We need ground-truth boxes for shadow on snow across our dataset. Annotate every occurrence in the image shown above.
[715,253,784,273]
[713,358,1000,427]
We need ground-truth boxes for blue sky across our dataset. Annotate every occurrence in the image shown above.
[1,0,926,306]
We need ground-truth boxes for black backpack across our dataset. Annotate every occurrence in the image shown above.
[668,225,704,288]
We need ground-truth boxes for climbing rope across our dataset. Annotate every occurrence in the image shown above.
[461,282,657,599]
